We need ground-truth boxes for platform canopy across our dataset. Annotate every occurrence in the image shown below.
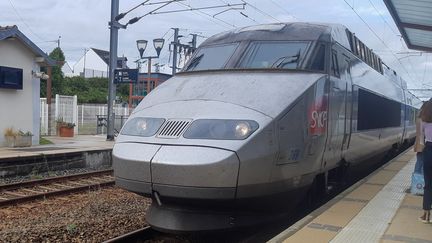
[384,0,432,52]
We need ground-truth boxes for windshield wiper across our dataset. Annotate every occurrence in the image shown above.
[270,52,300,68]
[185,54,204,71]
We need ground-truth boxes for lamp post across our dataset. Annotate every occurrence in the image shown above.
[136,38,165,96]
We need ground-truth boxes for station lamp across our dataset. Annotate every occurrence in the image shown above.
[135,38,165,98]
[153,38,165,57]
[136,40,148,59]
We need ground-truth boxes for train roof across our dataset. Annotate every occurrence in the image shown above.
[201,22,351,50]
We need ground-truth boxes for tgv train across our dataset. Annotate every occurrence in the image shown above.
[113,22,422,232]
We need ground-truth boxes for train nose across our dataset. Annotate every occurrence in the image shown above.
[113,143,240,199]
[151,146,239,199]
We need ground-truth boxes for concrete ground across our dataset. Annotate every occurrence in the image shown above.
[0,135,114,159]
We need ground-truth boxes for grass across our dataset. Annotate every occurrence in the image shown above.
[39,137,54,145]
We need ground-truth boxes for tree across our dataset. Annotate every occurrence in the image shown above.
[41,47,65,98]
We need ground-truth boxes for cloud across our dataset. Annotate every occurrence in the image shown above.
[0,0,429,88]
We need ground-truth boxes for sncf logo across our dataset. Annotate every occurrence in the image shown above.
[310,110,327,135]
[309,98,327,135]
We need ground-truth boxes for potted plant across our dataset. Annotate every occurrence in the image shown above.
[56,118,76,137]
[4,128,33,147]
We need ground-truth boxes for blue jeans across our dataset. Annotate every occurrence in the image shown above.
[422,144,432,211]
[415,152,424,174]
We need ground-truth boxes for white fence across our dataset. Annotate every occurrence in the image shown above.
[55,94,78,134]
[40,95,132,136]
[40,98,49,135]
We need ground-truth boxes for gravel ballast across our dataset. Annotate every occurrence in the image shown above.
[0,187,151,242]
[0,167,112,185]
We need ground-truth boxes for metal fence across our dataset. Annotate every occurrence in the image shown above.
[40,95,132,136]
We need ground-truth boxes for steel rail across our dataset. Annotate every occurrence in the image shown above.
[0,169,114,207]
[103,226,156,243]
[0,169,113,191]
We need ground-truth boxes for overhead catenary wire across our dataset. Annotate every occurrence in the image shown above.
[175,1,238,28]
[217,0,259,24]
[268,0,299,21]
[366,0,423,84]
[398,37,421,83]
[7,0,47,42]
[367,0,398,36]
[343,0,415,83]
[240,0,281,23]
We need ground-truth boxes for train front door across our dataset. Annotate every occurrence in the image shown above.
[323,50,352,168]
[341,57,352,152]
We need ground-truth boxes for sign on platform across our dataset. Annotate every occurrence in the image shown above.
[114,68,138,84]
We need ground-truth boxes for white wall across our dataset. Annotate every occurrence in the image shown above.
[73,49,108,78]
[62,61,76,77]
[0,39,40,146]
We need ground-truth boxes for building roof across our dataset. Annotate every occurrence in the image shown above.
[384,0,432,52]
[91,47,128,66]
[0,25,56,66]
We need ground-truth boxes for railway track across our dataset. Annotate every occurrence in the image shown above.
[104,226,156,243]
[0,169,114,207]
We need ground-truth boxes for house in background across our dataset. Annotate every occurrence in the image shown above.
[0,25,55,147]
[72,48,128,78]
[129,72,172,108]
[61,61,75,77]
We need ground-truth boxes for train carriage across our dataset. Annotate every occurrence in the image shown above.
[113,22,421,232]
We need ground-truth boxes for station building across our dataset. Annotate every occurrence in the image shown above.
[0,25,54,147]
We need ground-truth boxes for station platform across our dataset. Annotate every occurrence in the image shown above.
[0,135,114,160]
[0,135,114,178]
[270,149,432,243]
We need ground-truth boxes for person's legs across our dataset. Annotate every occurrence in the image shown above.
[421,146,432,222]
[424,165,432,211]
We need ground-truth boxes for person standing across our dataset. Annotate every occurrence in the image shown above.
[414,102,427,175]
[420,101,432,223]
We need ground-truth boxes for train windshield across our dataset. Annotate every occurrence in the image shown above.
[238,41,310,70]
[183,43,238,71]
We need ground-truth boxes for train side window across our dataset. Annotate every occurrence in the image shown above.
[331,52,340,77]
[357,89,401,130]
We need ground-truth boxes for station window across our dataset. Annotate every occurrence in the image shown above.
[331,52,340,77]
[0,66,23,90]
[357,89,401,130]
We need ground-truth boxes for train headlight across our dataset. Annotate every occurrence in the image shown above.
[120,117,165,137]
[235,122,251,138]
[184,119,259,140]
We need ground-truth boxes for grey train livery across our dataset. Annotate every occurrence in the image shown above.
[113,23,421,232]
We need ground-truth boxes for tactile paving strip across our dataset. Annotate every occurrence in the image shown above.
[330,157,415,243]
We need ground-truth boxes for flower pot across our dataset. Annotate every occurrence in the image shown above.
[59,127,74,137]
[5,135,32,147]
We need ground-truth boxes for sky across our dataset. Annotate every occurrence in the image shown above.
[1,0,431,91]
